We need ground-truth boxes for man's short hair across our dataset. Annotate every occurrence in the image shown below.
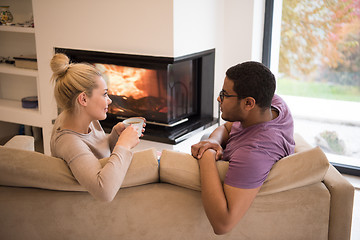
[226,61,276,109]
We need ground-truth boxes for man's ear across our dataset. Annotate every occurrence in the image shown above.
[77,92,88,106]
[243,97,256,110]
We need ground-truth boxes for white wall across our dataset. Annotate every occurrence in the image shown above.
[216,0,265,123]
[173,0,218,57]
[33,0,174,56]
[222,0,264,70]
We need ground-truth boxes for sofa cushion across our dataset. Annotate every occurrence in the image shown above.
[3,135,35,151]
[258,146,329,195]
[0,146,159,191]
[159,150,228,191]
[294,133,313,153]
[159,146,330,195]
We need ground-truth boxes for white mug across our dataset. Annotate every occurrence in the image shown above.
[123,117,144,137]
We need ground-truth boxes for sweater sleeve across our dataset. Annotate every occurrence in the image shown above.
[108,127,119,152]
[55,134,133,202]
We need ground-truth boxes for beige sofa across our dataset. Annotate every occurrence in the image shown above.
[0,134,354,240]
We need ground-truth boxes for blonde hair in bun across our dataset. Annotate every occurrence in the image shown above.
[50,53,71,78]
[50,53,102,113]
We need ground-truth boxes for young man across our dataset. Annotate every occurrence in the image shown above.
[191,61,295,234]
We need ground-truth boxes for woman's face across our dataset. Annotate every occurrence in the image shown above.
[85,76,112,121]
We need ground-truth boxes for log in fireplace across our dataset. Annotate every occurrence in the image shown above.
[55,48,218,144]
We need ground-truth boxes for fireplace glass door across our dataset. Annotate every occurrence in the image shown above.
[94,60,197,125]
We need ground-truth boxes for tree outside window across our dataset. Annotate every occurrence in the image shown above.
[273,0,360,170]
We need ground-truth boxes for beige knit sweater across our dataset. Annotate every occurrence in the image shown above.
[50,120,133,202]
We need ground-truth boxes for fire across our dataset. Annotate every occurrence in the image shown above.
[94,64,156,99]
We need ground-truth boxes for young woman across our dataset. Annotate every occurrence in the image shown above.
[50,53,144,202]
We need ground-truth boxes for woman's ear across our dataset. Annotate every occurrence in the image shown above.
[77,92,88,106]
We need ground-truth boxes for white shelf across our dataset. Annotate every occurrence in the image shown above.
[0,99,42,127]
[0,63,38,77]
[0,25,35,33]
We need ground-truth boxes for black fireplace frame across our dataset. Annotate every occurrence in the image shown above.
[55,48,218,144]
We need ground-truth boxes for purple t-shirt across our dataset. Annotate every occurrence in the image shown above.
[223,94,295,189]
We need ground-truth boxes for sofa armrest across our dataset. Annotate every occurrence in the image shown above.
[3,135,35,152]
[323,165,354,240]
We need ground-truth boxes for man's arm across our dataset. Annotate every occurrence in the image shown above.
[191,122,233,160]
[207,121,233,147]
[199,149,260,235]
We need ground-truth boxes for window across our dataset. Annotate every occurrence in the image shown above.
[264,0,360,176]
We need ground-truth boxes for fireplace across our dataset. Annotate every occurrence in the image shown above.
[55,48,218,144]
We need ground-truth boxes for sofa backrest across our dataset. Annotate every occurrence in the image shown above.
[159,146,330,195]
[0,146,159,191]
[0,132,330,196]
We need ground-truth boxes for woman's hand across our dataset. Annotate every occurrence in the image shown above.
[113,122,126,136]
[113,117,146,136]
[116,125,140,150]
[123,117,146,137]
[139,118,146,137]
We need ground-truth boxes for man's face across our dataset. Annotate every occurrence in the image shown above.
[217,77,244,122]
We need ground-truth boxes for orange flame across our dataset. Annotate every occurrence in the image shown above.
[94,64,158,99]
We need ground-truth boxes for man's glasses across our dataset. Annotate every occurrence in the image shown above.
[219,89,239,102]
